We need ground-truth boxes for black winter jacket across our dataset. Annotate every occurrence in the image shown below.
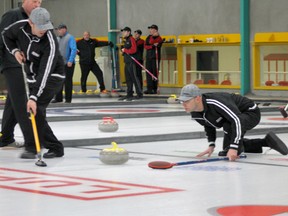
[0,7,28,71]
[77,38,109,65]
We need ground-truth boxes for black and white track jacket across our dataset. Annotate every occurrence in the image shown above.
[191,92,259,150]
[2,20,65,101]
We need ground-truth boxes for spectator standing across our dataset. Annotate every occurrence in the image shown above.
[144,24,163,94]
[133,29,145,91]
[52,24,77,103]
[119,27,142,101]
[76,31,113,93]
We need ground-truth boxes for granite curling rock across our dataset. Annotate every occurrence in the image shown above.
[167,94,179,104]
[98,117,119,132]
[99,142,129,165]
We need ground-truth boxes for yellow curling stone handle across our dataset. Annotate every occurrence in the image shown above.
[102,142,126,152]
[169,94,177,99]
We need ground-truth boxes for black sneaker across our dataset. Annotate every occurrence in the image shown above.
[20,151,36,159]
[218,145,244,156]
[43,150,64,159]
[124,97,133,101]
[265,131,288,155]
[118,96,127,101]
[134,95,143,100]
[279,107,288,118]
[0,141,24,148]
[144,90,153,94]
[51,99,62,103]
[218,147,229,156]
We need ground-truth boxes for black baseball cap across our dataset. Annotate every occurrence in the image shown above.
[134,29,142,35]
[121,26,131,32]
[57,23,67,29]
[148,24,158,30]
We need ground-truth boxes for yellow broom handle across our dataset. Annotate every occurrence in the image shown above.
[30,112,41,153]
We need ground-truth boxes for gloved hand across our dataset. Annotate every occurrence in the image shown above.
[108,41,114,48]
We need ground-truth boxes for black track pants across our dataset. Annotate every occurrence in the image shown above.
[1,67,35,150]
[125,62,142,97]
[145,58,159,93]
[55,64,75,102]
[80,62,105,92]
[222,106,263,153]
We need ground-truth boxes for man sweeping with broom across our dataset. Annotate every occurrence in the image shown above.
[2,7,65,160]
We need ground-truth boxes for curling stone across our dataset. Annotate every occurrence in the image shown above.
[100,90,111,98]
[99,142,129,165]
[111,90,120,98]
[98,117,119,132]
[167,94,179,104]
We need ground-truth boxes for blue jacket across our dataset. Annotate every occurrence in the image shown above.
[58,32,77,64]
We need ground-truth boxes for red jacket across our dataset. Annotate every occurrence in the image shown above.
[145,35,163,60]
[123,35,137,63]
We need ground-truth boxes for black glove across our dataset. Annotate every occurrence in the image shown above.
[108,41,114,48]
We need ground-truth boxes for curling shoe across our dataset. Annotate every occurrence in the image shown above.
[265,131,288,155]
[118,96,128,101]
[218,147,229,156]
[144,90,154,94]
[20,151,36,159]
[0,141,24,148]
[51,99,62,103]
[218,145,244,157]
[43,150,64,158]
[133,95,143,100]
